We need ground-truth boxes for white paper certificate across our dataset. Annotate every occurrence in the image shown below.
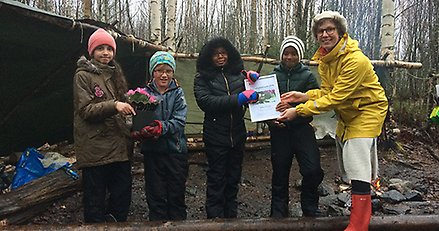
[244,74,281,122]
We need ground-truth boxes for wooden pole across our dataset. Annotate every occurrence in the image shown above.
[3,215,439,231]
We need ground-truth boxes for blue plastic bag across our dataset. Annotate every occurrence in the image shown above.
[11,148,69,189]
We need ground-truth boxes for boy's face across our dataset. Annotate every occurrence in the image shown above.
[92,44,114,64]
[282,47,299,69]
[152,64,174,90]
[212,47,228,67]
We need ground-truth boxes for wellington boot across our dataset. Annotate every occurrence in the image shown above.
[344,194,371,231]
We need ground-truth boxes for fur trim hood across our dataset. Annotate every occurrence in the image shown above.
[76,56,115,75]
[196,37,244,78]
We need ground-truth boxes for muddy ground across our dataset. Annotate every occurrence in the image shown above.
[28,126,439,224]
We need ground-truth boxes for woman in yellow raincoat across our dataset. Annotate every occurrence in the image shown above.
[277,11,388,231]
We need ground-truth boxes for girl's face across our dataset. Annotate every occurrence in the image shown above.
[153,64,174,92]
[92,44,114,64]
[212,47,228,67]
[316,19,341,52]
[282,47,299,69]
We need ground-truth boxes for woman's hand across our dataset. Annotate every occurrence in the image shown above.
[280,91,309,103]
[277,107,298,122]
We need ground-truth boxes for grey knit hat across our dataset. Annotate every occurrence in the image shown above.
[312,11,348,37]
[280,36,305,61]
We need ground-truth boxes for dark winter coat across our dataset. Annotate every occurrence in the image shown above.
[271,62,319,128]
[193,37,247,147]
[73,56,132,168]
[140,79,188,154]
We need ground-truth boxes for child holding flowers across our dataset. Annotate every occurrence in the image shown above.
[73,28,134,223]
[130,51,188,221]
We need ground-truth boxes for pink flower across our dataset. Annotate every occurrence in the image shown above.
[126,87,159,105]
[127,89,136,95]
[137,88,148,96]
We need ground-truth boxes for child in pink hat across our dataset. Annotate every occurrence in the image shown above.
[73,28,135,223]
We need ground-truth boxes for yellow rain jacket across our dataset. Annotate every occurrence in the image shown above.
[296,33,388,141]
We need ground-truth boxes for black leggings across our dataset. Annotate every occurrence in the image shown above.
[351,180,370,195]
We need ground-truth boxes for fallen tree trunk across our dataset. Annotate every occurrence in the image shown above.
[172,52,423,69]
[2,215,439,230]
[0,167,81,225]
[187,135,334,152]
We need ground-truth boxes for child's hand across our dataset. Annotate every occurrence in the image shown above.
[277,107,298,122]
[145,120,163,138]
[241,70,260,84]
[276,101,292,112]
[238,90,258,106]
[266,120,286,128]
[116,101,136,115]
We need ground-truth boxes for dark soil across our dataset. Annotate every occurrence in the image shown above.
[28,126,439,224]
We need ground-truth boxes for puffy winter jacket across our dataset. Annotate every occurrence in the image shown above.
[296,34,388,141]
[271,62,319,128]
[193,37,247,147]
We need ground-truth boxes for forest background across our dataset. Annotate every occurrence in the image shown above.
[15,0,439,128]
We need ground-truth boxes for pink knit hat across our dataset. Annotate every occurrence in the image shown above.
[87,28,116,56]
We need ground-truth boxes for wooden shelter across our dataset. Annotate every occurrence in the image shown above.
[0,0,166,155]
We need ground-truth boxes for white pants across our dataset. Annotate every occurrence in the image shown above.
[335,137,378,183]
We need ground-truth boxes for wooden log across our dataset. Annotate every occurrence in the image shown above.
[0,168,81,225]
[173,52,423,69]
[2,215,439,231]
[187,136,334,152]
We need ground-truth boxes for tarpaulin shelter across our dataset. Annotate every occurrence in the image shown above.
[0,0,166,155]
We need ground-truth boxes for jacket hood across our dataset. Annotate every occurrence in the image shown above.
[274,62,310,74]
[311,33,361,63]
[147,78,180,94]
[196,37,244,77]
[76,56,115,75]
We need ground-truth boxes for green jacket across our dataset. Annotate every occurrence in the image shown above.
[73,57,132,168]
[296,34,388,141]
[271,62,319,128]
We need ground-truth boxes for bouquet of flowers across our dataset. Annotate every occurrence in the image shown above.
[127,87,160,111]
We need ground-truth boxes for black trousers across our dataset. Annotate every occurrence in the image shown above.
[270,124,324,217]
[143,151,188,221]
[205,142,244,218]
[82,161,132,223]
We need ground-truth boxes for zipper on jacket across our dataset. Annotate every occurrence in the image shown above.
[222,70,234,147]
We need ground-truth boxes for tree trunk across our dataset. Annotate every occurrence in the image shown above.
[166,0,177,50]
[381,0,395,61]
[82,0,91,19]
[249,0,257,53]
[0,168,81,225]
[150,0,162,44]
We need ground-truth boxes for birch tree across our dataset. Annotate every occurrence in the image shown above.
[250,0,257,53]
[150,0,162,44]
[82,0,91,18]
[166,0,177,49]
[381,0,395,61]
